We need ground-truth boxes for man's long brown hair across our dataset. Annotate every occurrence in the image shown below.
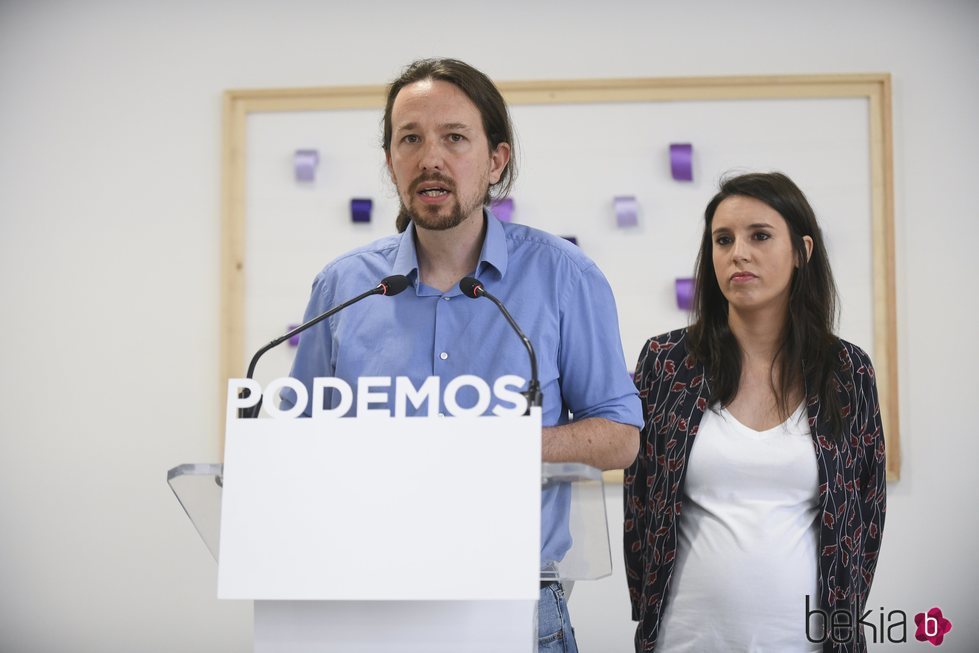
[381,58,517,233]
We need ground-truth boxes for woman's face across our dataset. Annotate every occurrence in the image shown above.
[710,195,812,317]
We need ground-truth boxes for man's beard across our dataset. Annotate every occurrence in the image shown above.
[403,198,470,231]
[399,172,488,232]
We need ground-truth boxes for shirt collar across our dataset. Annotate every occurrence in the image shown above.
[392,222,420,279]
[477,208,508,279]
[392,208,510,282]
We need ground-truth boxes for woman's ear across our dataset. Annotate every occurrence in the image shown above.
[798,235,814,267]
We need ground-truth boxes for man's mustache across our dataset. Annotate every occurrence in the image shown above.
[408,173,456,194]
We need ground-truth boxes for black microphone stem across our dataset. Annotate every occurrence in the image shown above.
[478,293,540,389]
[241,287,382,418]
[245,286,380,381]
[239,275,410,419]
[458,276,542,412]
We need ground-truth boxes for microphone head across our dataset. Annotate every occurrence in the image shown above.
[459,276,484,298]
[379,274,411,296]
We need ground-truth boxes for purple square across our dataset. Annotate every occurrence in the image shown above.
[669,143,693,182]
[614,196,639,228]
[490,197,515,222]
[675,277,695,310]
[294,149,319,182]
[351,198,373,223]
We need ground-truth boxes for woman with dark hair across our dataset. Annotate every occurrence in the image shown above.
[624,172,886,652]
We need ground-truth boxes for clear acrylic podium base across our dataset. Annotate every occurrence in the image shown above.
[168,461,611,581]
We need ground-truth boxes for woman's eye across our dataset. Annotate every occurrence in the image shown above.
[754,232,771,241]
[716,236,732,246]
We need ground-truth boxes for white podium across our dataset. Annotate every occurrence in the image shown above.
[168,408,613,652]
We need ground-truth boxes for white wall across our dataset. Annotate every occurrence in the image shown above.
[1,1,976,651]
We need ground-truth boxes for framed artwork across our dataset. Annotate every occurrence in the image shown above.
[220,73,899,481]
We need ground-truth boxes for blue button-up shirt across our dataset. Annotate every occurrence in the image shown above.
[285,210,642,564]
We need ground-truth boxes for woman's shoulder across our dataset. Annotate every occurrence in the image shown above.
[833,337,876,377]
[837,338,873,364]
[635,328,696,377]
[834,338,878,395]
[645,327,690,350]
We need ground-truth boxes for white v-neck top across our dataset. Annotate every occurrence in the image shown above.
[656,403,822,652]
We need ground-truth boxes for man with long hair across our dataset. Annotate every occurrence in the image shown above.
[287,58,642,651]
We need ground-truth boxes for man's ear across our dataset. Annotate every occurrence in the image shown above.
[488,142,511,185]
[385,151,396,185]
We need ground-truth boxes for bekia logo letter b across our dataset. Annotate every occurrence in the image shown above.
[914,607,952,646]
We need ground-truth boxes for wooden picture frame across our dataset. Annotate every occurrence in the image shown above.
[220,73,900,481]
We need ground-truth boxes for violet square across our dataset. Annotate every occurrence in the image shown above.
[294,149,319,182]
[614,196,639,228]
[669,143,694,182]
[490,197,515,222]
[675,277,695,310]
[351,198,373,223]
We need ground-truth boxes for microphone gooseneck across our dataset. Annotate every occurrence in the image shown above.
[458,276,542,410]
[240,274,411,418]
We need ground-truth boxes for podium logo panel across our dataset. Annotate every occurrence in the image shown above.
[228,375,529,421]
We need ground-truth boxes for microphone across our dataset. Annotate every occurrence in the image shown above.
[458,276,542,410]
[240,274,411,418]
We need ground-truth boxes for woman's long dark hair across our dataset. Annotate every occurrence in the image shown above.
[687,172,844,438]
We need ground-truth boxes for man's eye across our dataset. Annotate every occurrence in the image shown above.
[447,134,465,143]
[402,134,419,144]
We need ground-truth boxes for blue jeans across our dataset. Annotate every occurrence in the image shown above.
[538,582,578,653]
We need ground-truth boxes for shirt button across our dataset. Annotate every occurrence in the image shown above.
[439,352,448,360]
[442,296,451,301]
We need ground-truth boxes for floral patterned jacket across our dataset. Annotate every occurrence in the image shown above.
[624,329,886,652]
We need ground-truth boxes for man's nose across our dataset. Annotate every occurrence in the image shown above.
[420,140,444,170]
